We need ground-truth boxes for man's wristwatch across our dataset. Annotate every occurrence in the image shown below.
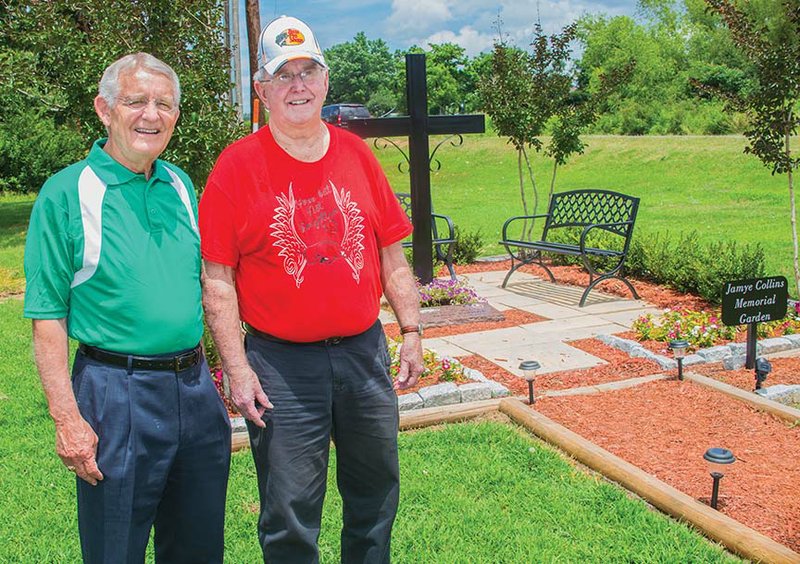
[400,323,423,337]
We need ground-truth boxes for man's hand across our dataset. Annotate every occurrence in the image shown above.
[394,332,424,390]
[378,243,424,390]
[202,261,272,427]
[226,365,272,428]
[55,416,103,485]
[32,319,104,485]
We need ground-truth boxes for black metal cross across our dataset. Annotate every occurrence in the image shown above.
[345,53,485,283]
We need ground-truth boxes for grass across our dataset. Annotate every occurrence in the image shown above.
[375,134,792,289]
[0,193,33,295]
[2,134,794,294]
[0,295,738,562]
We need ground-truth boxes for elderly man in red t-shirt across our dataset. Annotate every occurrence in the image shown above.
[200,15,424,563]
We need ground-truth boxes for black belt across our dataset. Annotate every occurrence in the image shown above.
[78,343,203,372]
[242,322,343,346]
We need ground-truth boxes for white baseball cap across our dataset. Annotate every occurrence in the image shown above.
[258,15,327,76]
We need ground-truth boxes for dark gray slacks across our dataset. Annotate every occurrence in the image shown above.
[245,320,400,564]
[71,349,231,564]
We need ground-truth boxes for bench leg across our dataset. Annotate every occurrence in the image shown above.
[578,274,640,307]
[502,250,555,288]
[501,258,521,288]
[439,244,457,280]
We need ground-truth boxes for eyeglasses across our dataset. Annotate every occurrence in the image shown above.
[264,66,326,87]
[118,96,178,114]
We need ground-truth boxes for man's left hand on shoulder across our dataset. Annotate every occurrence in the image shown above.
[393,332,423,390]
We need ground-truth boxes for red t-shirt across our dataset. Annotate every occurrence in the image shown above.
[200,124,412,342]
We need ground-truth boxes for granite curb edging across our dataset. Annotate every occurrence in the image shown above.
[596,333,800,370]
[397,367,511,412]
[596,333,800,404]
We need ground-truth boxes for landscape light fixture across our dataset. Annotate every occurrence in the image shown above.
[703,447,736,510]
[518,360,541,405]
[754,357,772,391]
[668,339,690,380]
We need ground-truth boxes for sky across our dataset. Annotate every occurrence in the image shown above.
[256,0,639,57]
[233,0,640,113]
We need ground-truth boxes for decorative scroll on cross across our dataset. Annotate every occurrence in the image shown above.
[344,53,485,283]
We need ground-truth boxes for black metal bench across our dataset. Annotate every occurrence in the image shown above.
[395,192,457,279]
[500,189,640,306]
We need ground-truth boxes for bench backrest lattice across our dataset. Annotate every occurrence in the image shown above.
[544,189,639,240]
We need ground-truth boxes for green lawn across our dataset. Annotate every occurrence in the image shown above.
[376,134,792,288]
[0,193,32,295]
[2,134,794,295]
[0,299,739,562]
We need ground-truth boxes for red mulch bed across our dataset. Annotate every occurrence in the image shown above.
[417,266,800,552]
[537,380,800,552]
[384,309,545,340]
[457,338,662,394]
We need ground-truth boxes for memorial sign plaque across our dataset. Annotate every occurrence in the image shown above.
[721,276,788,326]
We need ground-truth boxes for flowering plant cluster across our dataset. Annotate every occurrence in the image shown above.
[633,302,800,350]
[757,300,800,337]
[417,277,484,308]
[387,337,468,384]
[633,310,736,349]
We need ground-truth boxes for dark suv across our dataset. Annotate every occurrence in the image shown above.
[321,103,371,126]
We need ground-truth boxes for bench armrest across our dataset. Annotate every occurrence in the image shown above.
[431,212,455,241]
[578,221,634,252]
[501,214,550,240]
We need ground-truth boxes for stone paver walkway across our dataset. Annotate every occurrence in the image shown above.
[401,270,661,378]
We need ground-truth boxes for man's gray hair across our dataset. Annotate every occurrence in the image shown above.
[98,53,181,108]
[253,66,268,83]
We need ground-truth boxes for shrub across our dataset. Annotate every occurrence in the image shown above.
[626,231,765,304]
[451,225,485,265]
[535,229,764,305]
[0,111,85,192]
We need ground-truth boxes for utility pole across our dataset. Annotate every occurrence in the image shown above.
[245,0,263,128]
[229,0,243,119]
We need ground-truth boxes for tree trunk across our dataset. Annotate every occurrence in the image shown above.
[786,116,800,296]
[245,0,263,128]
[521,147,538,240]
[549,160,558,204]
[517,149,529,240]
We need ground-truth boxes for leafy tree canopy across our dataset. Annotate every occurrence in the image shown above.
[700,0,800,292]
[324,32,398,115]
[1,0,245,192]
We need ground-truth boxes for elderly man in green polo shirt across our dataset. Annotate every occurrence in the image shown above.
[23,53,231,563]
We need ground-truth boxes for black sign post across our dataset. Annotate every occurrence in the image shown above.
[345,54,485,283]
[721,276,788,369]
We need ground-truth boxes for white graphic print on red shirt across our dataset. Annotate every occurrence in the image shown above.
[270,180,365,288]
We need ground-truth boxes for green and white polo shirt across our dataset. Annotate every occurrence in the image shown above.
[24,139,203,355]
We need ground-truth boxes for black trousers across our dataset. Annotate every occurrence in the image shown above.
[245,320,400,564]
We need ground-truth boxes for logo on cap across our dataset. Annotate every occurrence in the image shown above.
[276,29,305,47]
